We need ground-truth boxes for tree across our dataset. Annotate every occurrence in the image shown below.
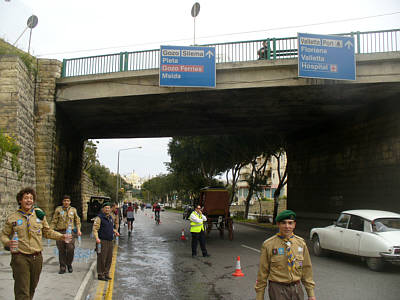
[82,140,99,172]
[271,149,288,224]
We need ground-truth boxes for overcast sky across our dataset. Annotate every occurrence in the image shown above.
[1,0,399,177]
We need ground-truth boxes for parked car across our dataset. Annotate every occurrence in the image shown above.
[159,203,165,211]
[145,203,152,209]
[310,209,400,271]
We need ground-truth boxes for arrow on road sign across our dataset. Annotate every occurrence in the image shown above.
[206,50,214,59]
[345,40,353,50]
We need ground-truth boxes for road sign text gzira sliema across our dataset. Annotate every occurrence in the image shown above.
[159,45,216,88]
[298,33,355,80]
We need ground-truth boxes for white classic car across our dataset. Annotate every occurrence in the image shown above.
[310,209,400,271]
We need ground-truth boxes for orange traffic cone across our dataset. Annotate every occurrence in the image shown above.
[232,256,245,277]
[180,229,187,240]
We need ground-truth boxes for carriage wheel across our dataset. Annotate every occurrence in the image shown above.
[227,218,234,241]
[219,220,224,239]
[206,219,212,235]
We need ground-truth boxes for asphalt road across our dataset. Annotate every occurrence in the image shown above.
[91,210,400,300]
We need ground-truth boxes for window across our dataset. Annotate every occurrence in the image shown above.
[348,215,364,231]
[336,214,350,228]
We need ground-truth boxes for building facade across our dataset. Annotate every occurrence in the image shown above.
[236,152,287,205]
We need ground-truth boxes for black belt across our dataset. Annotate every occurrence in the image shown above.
[269,280,300,286]
[13,251,42,257]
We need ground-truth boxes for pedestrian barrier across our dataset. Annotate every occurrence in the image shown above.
[232,256,245,277]
[180,229,187,241]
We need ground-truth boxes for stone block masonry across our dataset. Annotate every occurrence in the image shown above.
[0,55,106,223]
[0,56,36,223]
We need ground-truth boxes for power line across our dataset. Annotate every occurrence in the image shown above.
[37,11,400,57]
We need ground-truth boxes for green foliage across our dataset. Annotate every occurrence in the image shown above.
[0,39,37,75]
[0,129,23,180]
[82,140,99,172]
[87,162,121,202]
[142,173,178,202]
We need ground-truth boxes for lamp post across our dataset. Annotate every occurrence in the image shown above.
[116,146,142,204]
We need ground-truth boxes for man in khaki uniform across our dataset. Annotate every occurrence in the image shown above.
[92,202,119,281]
[110,203,120,233]
[255,210,316,300]
[51,194,81,274]
[1,187,70,300]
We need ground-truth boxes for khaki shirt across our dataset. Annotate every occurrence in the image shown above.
[255,234,315,299]
[111,209,119,229]
[1,209,63,254]
[50,206,81,232]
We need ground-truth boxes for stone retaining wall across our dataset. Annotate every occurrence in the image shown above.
[0,56,37,227]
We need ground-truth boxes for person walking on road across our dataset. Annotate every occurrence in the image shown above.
[50,194,81,274]
[255,210,316,300]
[126,202,135,236]
[0,187,71,300]
[189,205,210,258]
[92,202,119,281]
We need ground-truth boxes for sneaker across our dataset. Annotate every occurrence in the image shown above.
[105,275,112,280]
[98,275,107,281]
[67,265,73,273]
[203,254,211,257]
[59,268,66,274]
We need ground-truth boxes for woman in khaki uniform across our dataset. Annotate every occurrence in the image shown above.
[255,210,316,300]
[0,187,71,300]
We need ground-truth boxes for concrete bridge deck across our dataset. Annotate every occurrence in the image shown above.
[56,52,400,139]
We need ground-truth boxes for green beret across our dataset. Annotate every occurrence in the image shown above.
[102,202,111,208]
[276,210,296,223]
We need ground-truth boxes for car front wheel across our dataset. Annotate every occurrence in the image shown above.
[366,257,385,271]
[312,235,326,256]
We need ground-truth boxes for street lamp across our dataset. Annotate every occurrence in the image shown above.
[116,146,142,204]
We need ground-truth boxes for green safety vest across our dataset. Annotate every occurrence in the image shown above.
[190,211,204,233]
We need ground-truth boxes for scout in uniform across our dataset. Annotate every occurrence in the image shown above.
[92,202,120,281]
[50,194,82,274]
[110,203,120,234]
[0,187,71,300]
[255,210,316,300]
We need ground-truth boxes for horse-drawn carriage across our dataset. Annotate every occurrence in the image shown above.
[199,187,234,240]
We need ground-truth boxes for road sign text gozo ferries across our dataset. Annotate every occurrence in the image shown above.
[298,33,355,81]
[159,45,216,88]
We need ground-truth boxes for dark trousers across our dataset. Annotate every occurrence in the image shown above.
[97,240,113,277]
[11,253,43,300]
[56,231,75,269]
[191,231,207,256]
[268,281,304,300]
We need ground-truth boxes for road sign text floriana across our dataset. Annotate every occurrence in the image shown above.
[298,33,355,81]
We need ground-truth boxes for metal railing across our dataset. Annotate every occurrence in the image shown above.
[61,29,400,78]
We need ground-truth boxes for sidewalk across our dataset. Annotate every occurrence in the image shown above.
[0,223,97,300]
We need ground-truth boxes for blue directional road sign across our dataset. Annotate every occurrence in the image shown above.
[159,45,216,88]
[298,33,355,80]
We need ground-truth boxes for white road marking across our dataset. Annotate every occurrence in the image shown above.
[241,244,261,253]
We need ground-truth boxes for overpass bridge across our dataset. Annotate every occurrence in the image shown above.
[56,29,400,140]
[41,29,400,218]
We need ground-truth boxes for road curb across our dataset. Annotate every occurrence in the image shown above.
[74,259,97,300]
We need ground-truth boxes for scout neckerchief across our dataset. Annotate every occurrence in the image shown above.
[277,233,295,271]
[18,208,35,236]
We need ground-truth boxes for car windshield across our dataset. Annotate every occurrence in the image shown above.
[372,218,400,232]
